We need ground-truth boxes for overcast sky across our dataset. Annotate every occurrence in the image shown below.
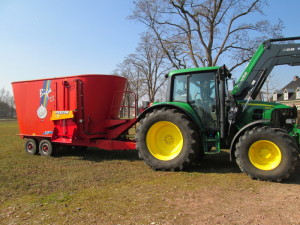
[1,0,300,94]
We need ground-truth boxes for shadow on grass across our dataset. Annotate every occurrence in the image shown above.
[53,147,300,184]
[286,160,300,185]
[54,147,141,162]
[55,148,240,173]
[191,156,300,185]
[188,152,300,185]
[186,151,241,174]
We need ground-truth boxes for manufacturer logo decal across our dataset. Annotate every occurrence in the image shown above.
[37,105,48,119]
[37,80,52,119]
[282,48,295,52]
[241,72,248,81]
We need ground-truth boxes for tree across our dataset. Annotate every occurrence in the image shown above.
[0,88,15,118]
[115,56,147,104]
[130,0,283,72]
[261,72,279,101]
[116,32,170,103]
[115,56,147,117]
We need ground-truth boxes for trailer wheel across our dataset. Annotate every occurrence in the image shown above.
[235,126,299,182]
[136,108,200,171]
[39,139,53,157]
[25,139,38,155]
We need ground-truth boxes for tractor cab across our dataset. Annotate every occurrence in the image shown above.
[172,70,218,129]
[165,66,232,154]
[168,66,231,131]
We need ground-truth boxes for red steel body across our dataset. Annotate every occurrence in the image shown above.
[12,74,137,150]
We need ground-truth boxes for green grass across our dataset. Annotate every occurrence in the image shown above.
[0,121,300,224]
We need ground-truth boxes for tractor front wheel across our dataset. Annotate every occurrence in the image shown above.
[235,126,299,182]
[136,108,201,171]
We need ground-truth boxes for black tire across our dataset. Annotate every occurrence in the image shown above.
[39,139,54,157]
[25,139,38,155]
[235,126,299,182]
[136,108,201,171]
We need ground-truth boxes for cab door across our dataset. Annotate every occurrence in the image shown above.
[187,72,218,130]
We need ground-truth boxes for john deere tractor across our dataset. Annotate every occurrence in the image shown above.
[136,37,300,182]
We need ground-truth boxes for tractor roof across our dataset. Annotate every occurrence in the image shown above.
[168,66,220,77]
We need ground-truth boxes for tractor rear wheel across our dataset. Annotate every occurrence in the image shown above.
[235,126,299,182]
[136,108,200,171]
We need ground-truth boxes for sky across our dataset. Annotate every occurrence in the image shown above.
[1,0,300,94]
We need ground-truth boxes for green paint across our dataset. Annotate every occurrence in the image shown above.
[168,66,220,77]
[204,132,221,154]
[236,100,292,129]
[152,101,204,130]
[232,44,265,95]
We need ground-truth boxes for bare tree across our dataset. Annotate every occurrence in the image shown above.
[115,57,148,117]
[130,0,283,71]
[115,57,147,104]
[117,32,170,103]
[261,72,279,101]
[0,88,15,118]
[0,88,7,102]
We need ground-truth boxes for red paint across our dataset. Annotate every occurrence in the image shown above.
[12,74,137,150]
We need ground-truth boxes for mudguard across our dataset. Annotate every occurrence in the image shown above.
[229,119,270,161]
[137,103,204,132]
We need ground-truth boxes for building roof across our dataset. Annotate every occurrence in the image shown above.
[272,76,300,102]
[282,76,300,89]
[284,88,295,93]
[274,90,283,94]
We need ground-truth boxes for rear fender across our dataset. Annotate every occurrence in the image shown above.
[137,103,204,132]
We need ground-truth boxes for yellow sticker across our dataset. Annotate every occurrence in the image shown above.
[50,111,74,120]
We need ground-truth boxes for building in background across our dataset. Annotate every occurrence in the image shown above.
[272,76,300,110]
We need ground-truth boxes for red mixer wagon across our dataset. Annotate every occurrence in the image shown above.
[12,74,137,156]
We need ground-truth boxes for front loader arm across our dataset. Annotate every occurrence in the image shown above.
[232,37,300,100]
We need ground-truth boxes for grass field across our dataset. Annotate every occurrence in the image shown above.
[1,121,300,225]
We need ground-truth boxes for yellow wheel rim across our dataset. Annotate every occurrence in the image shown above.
[248,140,282,170]
[146,121,183,161]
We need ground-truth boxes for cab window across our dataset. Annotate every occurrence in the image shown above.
[188,72,217,128]
[173,75,187,102]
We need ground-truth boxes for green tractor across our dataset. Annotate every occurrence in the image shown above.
[136,37,300,182]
